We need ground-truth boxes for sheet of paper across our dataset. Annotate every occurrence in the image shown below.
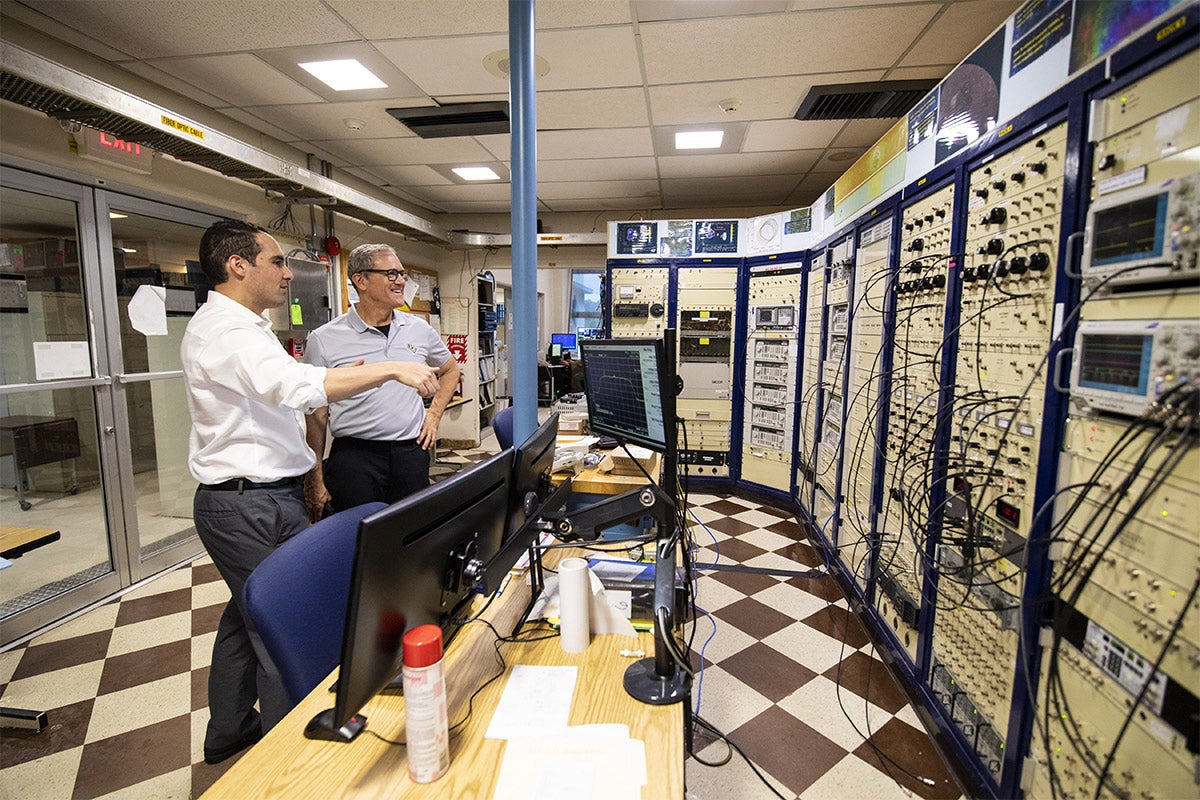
[485,665,577,740]
[33,341,90,380]
[492,728,645,800]
[127,284,167,336]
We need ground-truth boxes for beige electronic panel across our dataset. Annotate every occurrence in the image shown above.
[876,182,955,664]
[609,267,668,338]
[676,267,737,477]
[933,120,1071,784]
[797,266,826,504]
[841,218,892,590]
[1028,50,1200,800]
[742,267,802,490]
[817,238,854,513]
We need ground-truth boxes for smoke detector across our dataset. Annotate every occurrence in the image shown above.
[717,98,742,114]
[343,118,366,131]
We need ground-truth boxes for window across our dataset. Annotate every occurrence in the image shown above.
[568,270,603,337]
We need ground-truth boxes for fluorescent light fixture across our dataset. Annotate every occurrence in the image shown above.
[675,130,724,150]
[452,166,501,181]
[109,211,128,219]
[298,59,387,91]
[120,247,137,253]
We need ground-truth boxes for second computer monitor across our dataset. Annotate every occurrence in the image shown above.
[551,332,577,351]
[578,337,669,453]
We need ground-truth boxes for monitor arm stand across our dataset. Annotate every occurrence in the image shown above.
[543,483,690,705]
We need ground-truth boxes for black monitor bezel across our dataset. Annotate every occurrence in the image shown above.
[330,450,512,731]
[578,337,670,454]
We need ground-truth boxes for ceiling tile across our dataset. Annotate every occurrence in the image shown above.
[541,196,662,212]
[661,174,800,205]
[743,119,847,152]
[639,6,940,83]
[21,0,355,58]
[141,54,323,108]
[648,72,883,126]
[636,0,790,22]
[477,129,657,161]
[376,33,509,96]
[659,149,821,178]
[785,171,842,204]
[536,179,661,201]
[538,158,659,182]
[434,200,517,213]
[216,106,303,145]
[539,88,649,129]
[898,0,1020,68]
[241,102,430,142]
[417,183,518,202]
[315,134,494,166]
[119,61,229,109]
[355,164,452,187]
[326,0,629,39]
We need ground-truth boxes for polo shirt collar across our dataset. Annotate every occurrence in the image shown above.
[348,305,407,333]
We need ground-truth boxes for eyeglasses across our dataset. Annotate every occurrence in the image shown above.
[358,268,407,281]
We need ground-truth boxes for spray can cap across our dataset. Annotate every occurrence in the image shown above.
[402,624,443,668]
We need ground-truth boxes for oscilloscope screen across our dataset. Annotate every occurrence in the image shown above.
[578,338,668,453]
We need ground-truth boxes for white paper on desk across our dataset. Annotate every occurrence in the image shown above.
[485,665,577,740]
[492,726,645,800]
[127,284,167,336]
[531,570,638,637]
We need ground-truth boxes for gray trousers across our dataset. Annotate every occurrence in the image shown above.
[193,482,308,752]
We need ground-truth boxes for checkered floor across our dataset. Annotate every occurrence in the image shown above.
[0,445,963,799]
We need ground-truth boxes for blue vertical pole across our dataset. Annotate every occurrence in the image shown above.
[509,0,537,444]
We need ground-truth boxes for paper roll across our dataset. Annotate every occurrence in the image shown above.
[558,557,591,653]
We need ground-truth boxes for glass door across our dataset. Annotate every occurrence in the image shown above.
[94,191,219,580]
[0,166,220,644]
[0,169,123,641]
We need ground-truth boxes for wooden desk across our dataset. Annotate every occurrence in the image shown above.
[555,447,661,496]
[0,526,61,559]
[202,549,684,799]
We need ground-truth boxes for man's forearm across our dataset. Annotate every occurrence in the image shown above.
[427,364,460,418]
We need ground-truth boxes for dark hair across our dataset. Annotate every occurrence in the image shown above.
[198,219,268,285]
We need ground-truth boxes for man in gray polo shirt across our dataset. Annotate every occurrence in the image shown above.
[302,244,460,520]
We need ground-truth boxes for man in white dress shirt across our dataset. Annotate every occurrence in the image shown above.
[181,219,439,764]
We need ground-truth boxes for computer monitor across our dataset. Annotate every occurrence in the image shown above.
[551,332,578,350]
[578,338,669,453]
[478,412,569,594]
[306,450,512,741]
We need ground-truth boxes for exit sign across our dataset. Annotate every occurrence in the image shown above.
[75,127,154,174]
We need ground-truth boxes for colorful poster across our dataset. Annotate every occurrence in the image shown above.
[907,89,939,150]
[1069,0,1186,74]
[615,222,657,255]
[694,221,738,254]
[935,28,1006,164]
[661,220,694,257]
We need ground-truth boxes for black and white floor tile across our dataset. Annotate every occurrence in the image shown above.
[1,444,963,799]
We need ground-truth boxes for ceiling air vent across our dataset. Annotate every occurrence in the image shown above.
[794,80,938,121]
[386,102,510,138]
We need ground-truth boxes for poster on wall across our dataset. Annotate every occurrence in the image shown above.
[615,222,657,255]
[694,221,738,254]
[935,28,1006,164]
[1009,0,1071,77]
[1069,0,1187,74]
[661,220,694,257]
[907,89,939,150]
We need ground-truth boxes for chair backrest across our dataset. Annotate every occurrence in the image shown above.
[493,405,515,450]
[242,502,387,707]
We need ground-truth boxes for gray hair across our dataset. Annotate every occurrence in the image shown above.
[347,243,397,276]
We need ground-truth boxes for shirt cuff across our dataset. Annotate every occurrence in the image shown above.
[303,365,329,412]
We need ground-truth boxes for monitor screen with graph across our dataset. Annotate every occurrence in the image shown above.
[578,338,668,453]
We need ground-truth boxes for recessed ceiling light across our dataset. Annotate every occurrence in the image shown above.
[452,166,501,181]
[675,130,724,150]
[109,211,128,219]
[298,59,387,91]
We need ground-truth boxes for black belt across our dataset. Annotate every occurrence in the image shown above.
[200,476,303,492]
[334,436,420,450]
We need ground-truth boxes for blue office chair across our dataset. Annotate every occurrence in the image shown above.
[242,502,386,707]
[493,405,515,450]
